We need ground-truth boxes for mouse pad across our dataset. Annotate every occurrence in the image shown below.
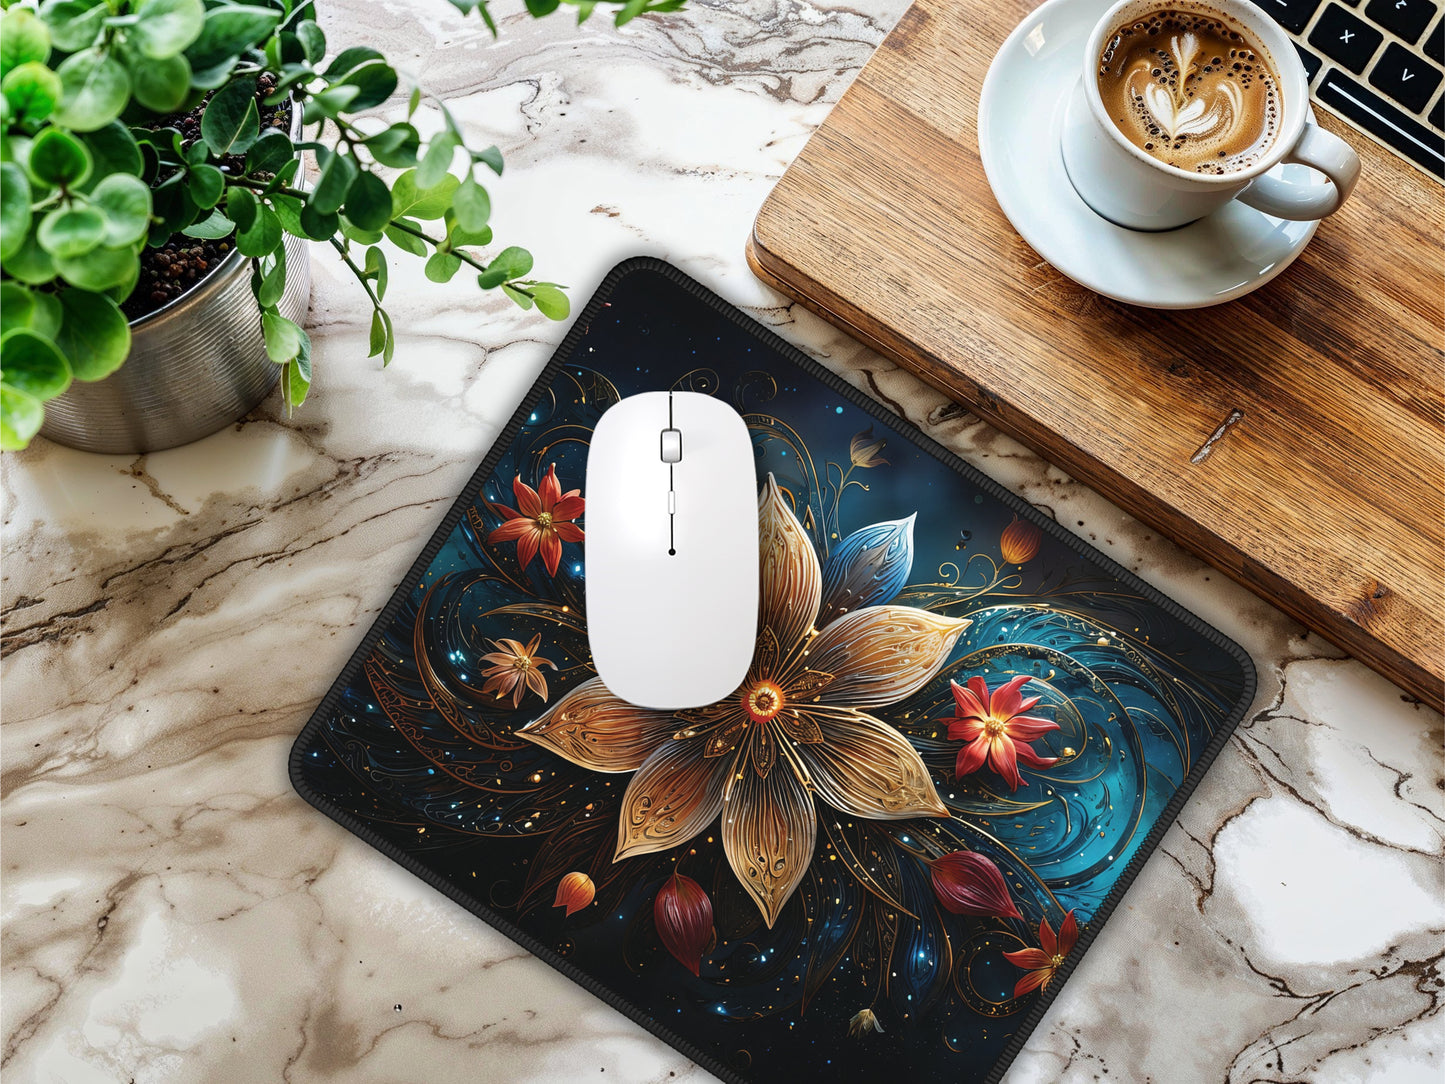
[290,258,1255,1084]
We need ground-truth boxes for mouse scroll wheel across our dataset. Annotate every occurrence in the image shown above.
[660,428,682,463]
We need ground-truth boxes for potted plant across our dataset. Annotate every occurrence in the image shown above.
[0,0,682,453]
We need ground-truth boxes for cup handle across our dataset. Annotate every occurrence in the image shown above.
[1236,123,1361,220]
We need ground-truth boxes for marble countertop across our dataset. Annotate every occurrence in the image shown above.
[3,1,1442,1081]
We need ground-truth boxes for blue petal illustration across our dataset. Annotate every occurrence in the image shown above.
[818,514,916,625]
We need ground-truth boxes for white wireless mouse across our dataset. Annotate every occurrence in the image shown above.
[585,391,759,710]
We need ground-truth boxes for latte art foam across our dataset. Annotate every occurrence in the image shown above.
[1097,8,1281,173]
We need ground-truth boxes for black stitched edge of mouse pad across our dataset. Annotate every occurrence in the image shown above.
[290,257,1255,1084]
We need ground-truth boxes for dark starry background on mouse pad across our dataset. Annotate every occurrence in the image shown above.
[292,262,1253,1084]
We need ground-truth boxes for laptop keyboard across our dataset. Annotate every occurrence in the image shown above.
[1258,0,1445,179]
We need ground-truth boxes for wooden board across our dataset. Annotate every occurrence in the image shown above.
[748,0,1445,712]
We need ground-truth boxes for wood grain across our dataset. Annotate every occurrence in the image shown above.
[748,0,1445,711]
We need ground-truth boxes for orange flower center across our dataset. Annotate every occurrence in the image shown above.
[536,511,554,529]
[985,717,1007,738]
[745,680,785,723]
[513,657,533,672]
[1049,953,1064,968]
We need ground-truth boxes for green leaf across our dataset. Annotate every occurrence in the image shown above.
[406,85,420,119]
[453,174,490,233]
[339,219,382,245]
[524,0,561,15]
[279,322,312,409]
[343,169,391,232]
[128,50,190,112]
[40,1,107,53]
[130,0,205,60]
[323,45,383,78]
[383,218,426,256]
[4,226,55,284]
[301,82,358,122]
[0,283,62,339]
[389,169,457,220]
[255,247,286,306]
[236,203,281,256]
[447,218,491,247]
[82,122,142,181]
[181,206,232,238]
[424,249,461,283]
[184,4,280,73]
[185,162,224,210]
[575,1,597,24]
[282,354,309,411]
[297,201,336,240]
[0,383,44,450]
[0,161,31,262]
[337,60,396,111]
[473,143,503,176]
[500,281,533,309]
[270,191,305,236]
[54,242,138,291]
[2,62,61,122]
[0,328,72,400]
[530,282,569,320]
[264,156,300,192]
[54,47,131,131]
[1,9,51,79]
[416,130,456,189]
[377,306,394,363]
[261,310,301,363]
[54,287,130,380]
[27,126,91,187]
[296,20,325,64]
[477,245,532,288]
[364,244,387,301]
[90,172,152,244]
[201,77,260,156]
[615,0,649,26]
[38,204,105,258]
[368,307,385,357]
[310,147,357,215]
[245,128,293,174]
[226,184,256,230]
[365,122,418,168]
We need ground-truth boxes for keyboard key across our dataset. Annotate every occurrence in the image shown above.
[1258,0,1324,32]
[1296,42,1325,81]
[1425,19,1444,62]
[1363,0,1437,43]
[1318,68,1444,175]
[1309,4,1385,71]
[1369,41,1443,110]
[1432,93,1444,127]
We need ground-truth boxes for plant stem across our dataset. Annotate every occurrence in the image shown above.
[327,237,383,312]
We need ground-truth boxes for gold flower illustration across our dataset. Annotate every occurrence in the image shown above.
[517,477,969,927]
[480,634,556,708]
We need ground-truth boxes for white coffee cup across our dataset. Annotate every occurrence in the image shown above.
[1061,0,1361,231]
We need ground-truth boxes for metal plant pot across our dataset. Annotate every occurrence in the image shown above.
[37,230,311,455]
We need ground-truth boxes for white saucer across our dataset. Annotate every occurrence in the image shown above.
[978,0,1323,309]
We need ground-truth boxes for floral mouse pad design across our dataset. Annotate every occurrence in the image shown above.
[291,259,1254,1084]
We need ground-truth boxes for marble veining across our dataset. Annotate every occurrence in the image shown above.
[2,2,1441,1082]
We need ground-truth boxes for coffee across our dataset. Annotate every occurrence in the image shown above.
[1096,6,1281,173]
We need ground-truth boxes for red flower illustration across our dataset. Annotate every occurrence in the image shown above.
[929,850,1022,919]
[487,463,584,576]
[654,871,714,976]
[1003,910,1079,996]
[949,675,1059,790]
